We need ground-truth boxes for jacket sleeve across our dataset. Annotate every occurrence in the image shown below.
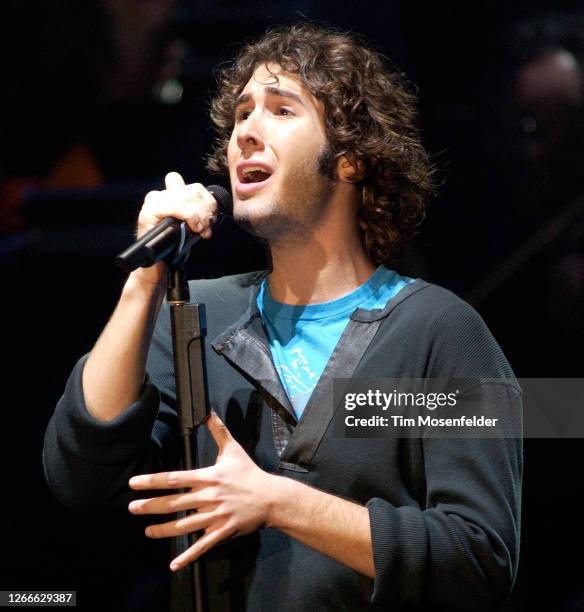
[42,304,180,510]
[367,298,523,611]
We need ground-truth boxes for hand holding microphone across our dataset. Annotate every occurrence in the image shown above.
[116,172,232,281]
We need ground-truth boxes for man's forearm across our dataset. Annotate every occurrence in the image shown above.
[265,474,375,578]
[82,173,219,422]
[82,271,165,421]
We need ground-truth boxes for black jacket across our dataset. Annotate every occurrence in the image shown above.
[43,272,523,611]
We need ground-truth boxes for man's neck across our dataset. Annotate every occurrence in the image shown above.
[268,223,376,306]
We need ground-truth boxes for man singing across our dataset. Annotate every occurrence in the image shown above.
[44,23,522,611]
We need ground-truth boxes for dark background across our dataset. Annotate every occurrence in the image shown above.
[2,1,584,610]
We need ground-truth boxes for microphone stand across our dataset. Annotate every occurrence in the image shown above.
[167,262,209,612]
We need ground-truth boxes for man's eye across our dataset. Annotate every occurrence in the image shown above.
[277,107,294,116]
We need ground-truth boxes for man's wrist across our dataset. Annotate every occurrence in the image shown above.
[123,267,167,300]
[263,472,299,530]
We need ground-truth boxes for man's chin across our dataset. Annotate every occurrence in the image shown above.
[232,212,262,237]
[232,210,275,240]
[233,209,299,243]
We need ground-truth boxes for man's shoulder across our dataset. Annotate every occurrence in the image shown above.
[393,279,516,378]
[189,270,267,295]
[388,279,482,326]
[187,270,268,304]
[388,279,506,353]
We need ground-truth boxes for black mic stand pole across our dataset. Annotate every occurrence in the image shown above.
[167,262,209,612]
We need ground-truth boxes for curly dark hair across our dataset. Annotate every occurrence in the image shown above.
[207,22,435,264]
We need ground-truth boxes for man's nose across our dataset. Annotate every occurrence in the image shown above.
[236,109,265,153]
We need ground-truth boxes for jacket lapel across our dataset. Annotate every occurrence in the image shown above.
[279,280,430,468]
[212,285,296,421]
[212,275,430,471]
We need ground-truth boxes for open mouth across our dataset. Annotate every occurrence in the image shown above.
[235,164,274,196]
[241,167,272,184]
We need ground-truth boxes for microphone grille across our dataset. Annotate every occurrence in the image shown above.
[207,185,233,217]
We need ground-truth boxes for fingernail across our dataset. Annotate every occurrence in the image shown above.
[196,222,203,232]
[145,527,153,537]
[128,501,138,513]
[170,562,179,571]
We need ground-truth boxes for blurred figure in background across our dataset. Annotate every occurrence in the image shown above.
[469,11,584,378]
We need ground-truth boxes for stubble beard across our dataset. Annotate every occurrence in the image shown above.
[233,146,337,245]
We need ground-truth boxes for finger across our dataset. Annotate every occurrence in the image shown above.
[128,488,217,515]
[165,171,186,191]
[129,466,217,490]
[140,184,217,235]
[129,471,185,490]
[170,525,234,571]
[145,508,217,538]
[183,184,219,231]
[206,411,235,451]
[140,191,189,230]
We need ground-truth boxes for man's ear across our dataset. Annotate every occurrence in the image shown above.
[336,155,367,183]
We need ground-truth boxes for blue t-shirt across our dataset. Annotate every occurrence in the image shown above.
[257,266,414,419]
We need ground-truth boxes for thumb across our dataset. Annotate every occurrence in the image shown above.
[206,411,235,451]
[165,171,186,191]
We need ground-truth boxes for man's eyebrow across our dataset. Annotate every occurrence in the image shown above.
[234,86,307,109]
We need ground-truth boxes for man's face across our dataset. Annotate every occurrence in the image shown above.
[227,63,336,242]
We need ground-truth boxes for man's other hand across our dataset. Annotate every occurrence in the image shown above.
[128,412,278,571]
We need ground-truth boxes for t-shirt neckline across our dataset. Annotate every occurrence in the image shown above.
[259,266,397,321]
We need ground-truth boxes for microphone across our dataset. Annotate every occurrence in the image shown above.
[115,185,232,273]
